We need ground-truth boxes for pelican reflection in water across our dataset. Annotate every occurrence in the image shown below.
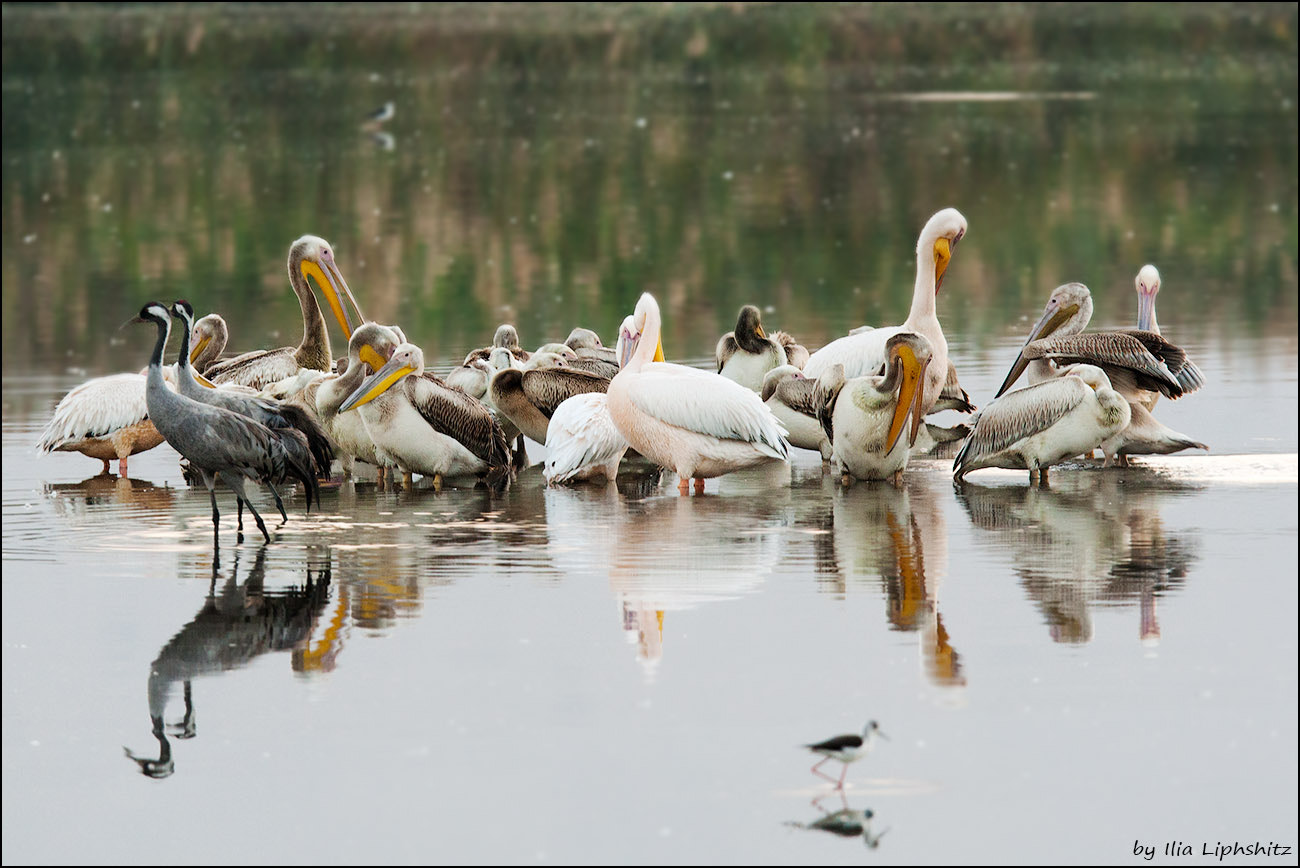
[822,472,966,687]
[955,471,1199,644]
[124,544,332,778]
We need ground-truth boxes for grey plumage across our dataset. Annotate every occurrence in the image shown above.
[135,302,318,543]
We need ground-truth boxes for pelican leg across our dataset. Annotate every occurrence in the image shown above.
[1029,468,1039,487]
[678,476,690,494]
[891,470,903,487]
[377,466,386,488]
[403,471,414,489]
[694,477,705,493]
[1040,466,1050,486]
[841,472,852,487]
[512,434,528,471]
[432,473,443,493]
[118,457,129,477]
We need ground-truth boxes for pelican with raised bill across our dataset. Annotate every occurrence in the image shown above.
[803,208,967,416]
[716,304,789,391]
[954,364,1131,485]
[338,342,512,491]
[993,281,1203,407]
[822,333,933,485]
[203,235,365,390]
[606,293,790,494]
[133,302,320,543]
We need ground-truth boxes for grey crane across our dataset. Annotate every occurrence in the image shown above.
[133,302,319,542]
[170,300,335,489]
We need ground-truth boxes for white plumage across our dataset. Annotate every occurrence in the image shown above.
[37,372,176,476]
[544,393,628,484]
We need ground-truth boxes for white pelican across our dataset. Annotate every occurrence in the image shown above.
[761,365,841,461]
[543,392,629,485]
[37,316,228,476]
[339,342,512,491]
[606,293,789,494]
[311,323,403,480]
[715,304,789,391]
[823,333,933,485]
[803,208,967,415]
[954,364,1131,485]
[994,281,1203,405]
[488,350,610,446]
[134,303,319,542]
[203,235,363,390]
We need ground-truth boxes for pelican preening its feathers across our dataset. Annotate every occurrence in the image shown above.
[716,305,790,391]
[203,235,364,390]
[804,208,967,417]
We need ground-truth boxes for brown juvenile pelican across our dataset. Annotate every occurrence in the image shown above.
[803,209,967,416]
[954,364,1131,485]
[715,305,788,391]
[311,323,403,480]
[489,351,611,446]
[461,324,531,368]
[820,333,933,485]
[994,281,1203,405]
[339,342,512,491]
[134,302,319,542]
[565,327,618,365]
[607,293,789,494]
[204,235,363,390]
[170,300,334,480]
[1100,402,1208,466]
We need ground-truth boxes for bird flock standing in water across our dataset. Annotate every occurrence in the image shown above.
[38,209,1207,541]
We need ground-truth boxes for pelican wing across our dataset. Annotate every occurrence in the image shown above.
[520,368,610,419]
[205,347,302,391]
[1116,330,1205,395]
[38,373,157,449]
[568,356,619,380]
[956,377,1092,464]
[1023,333,1184,398]
[544,393,628,482]
[410,374,511,467]
[715,333,740,372]
[938,361,975,413]
[629,364,789,458]
[803,327,895,380]
[770,375,824,418]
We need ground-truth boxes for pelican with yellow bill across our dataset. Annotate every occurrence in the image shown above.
[203,235,366,390]
[338,342,512,491]
[820,333,933,485]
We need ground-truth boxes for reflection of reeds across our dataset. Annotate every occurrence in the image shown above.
[3,4,1295,377]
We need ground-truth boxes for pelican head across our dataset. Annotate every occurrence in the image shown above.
[488,346,517,372]
[493,324,521,349]
[566,327,604,351]
[347,322,403,376]
[994,282,1094,397]
[1062,363,1112,393]
[339,342,424,412]
[734,304,768,350]
[883,333,933,451]
[619,294,667,371]
[534,343,579,360]
[289,235,365,340]
[918,208,968,292]
[1135,264,1161,333]
[526,350,572,371]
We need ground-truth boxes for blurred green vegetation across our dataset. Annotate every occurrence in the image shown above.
[2,2,1296,375]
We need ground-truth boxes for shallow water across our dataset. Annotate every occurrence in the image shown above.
[3,4,1298,864]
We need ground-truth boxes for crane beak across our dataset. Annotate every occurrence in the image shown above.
[339,354,414,412]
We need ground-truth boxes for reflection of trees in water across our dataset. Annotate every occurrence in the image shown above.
[124,544,332,778]
[955,472,1199,644]
[3,5,1293,380]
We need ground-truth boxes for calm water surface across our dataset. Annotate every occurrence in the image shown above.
[3,4,1297,864]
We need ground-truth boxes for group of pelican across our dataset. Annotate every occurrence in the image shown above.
[37,208,1209,536]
